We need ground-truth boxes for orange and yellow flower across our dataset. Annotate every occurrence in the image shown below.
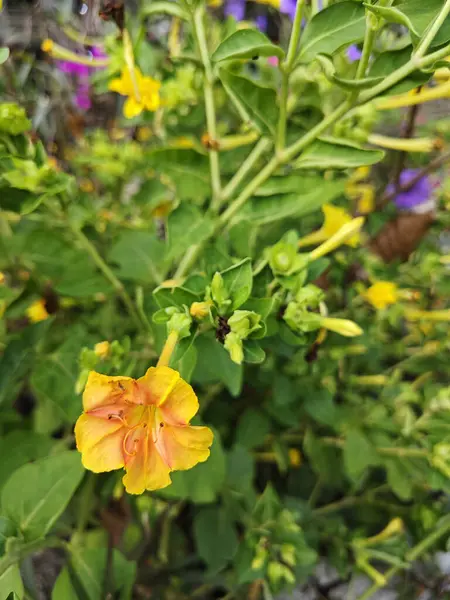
[75,367,213,494]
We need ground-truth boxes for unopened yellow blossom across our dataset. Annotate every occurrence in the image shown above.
[94,341,110,359]
[309,216,364,260]
[75,367,213,494]
[41,39,54,53]
[364,282,398,310]
[80,179,94,193]
[298,204,361,249]
[109,66,161,119]
[0,272,5,285]
[321,317,363,337]
[26,299,49,323]
[346,168,375,214]
[190,301,211,319]
[289,448,302,467]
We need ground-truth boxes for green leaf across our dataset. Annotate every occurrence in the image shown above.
[243,177,346,224]
[369,47,430,96]
[385,458,413,500]
[315,53,384,90]
[212,29,284,63]
[193,333,243,397]
[0,565,23,600]
[142,0,189,19]
[226,445,255,493]
[52,567,78,600]
[177,343,198,382]
[159,432,226,503]
[235,408,271,449]
[0,48,10,65]
[1,451,84,541]
[242,297,274,319]
[147,149,210,200]
[194,507,239,572]
[303,429,344,487]
[220,258,253,311]
[0,517,16,555]
[69,547,136,600]
[153,285,199,310]
[55,258,113,297]
[295,137,385,170]
[0,431,54,491]
[303,389,340,427]
[166,204,215,264]
[0,321,50,406]
[367,0,450,47]
[219,70,278,136]
[243,340,265,363]
[299,2,366,62]
[109,231,165,283]
[343,430,379,481]
[30,328,88,422]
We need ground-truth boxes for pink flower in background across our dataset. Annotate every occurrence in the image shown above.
[347,45,363,62]
[56,46,107,111]
[267,56,279,67]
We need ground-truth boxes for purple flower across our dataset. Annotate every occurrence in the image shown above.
[56,46,106,112]
[255,14,268,31]
[387,169,433,210]
[347,44,362,62]
[280,0,297,20]
[225,0,245,21]
[75,82,91,110]
[56,60,90,77]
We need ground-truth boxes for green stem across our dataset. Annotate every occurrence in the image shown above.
[413,0,450,59]
[69,224,143,331]
[192,6,221,207]
[220,138,271,203]
[276,0,305,151]
[355,20,376,80]
[173,243,202,279]
[359,42,450,104]
[357,519,450,600]
[322,437,430,459]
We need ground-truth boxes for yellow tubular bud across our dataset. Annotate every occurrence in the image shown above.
[359,518,404,547]
[368,133,437,153]
[376,81,450,110]
[321,317,363,337]
[309,217,364,260]
[351,375,388,386]
[289,448,302,467]
[405,309,450,322]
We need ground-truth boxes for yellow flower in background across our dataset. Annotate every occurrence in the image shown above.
[109,67,161,119]
[94,341,110,359]
[26,299,49,323]
[0,272,5,285]
[346,167,375,214]
[298,204,361,249]
[364,282,398,310]
[75,367,214,494]
[289,448,302,468]
[41,39,54,53]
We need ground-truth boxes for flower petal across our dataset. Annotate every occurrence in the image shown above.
[75,413,125,473]
[139,366,180,406]
[83,371,137,411]
[155,425,214,471]
[122,431,172,493]
[124,97,143,119]
[159,377,199,426]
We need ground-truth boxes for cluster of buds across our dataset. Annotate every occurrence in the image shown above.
[76,338,130,394]
[224,310,262,364]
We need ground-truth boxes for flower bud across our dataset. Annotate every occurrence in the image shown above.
[210,272,231,312]
[321,317,363,337]
[190,301,211,319]
[283,302,322,333]
[268,242,308,276]
[94,341,110,359]
[228,310,261,338]
[224,331,244,364]
[280,543,296,567]
[288,448,302,468]
[167,312,192,339]
[295,284,324,309]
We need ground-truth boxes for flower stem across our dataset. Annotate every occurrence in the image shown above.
[69,224,143,331]
[157,330,179,367]
[276,0,305,152]
[220,138,271,203]
[192,6,221,207]
[357,518,450,600]
[413,0,450,59]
